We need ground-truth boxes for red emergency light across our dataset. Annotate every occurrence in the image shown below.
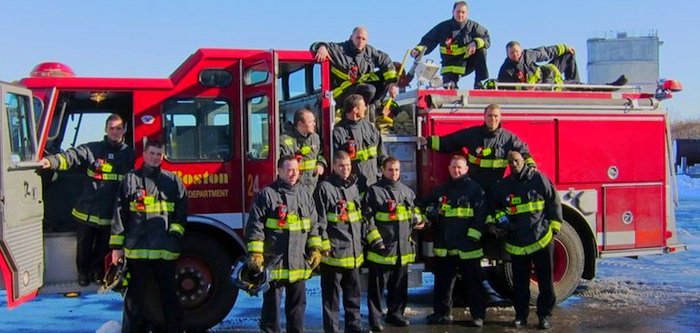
[29,62,76,78]
[662,79,683,92]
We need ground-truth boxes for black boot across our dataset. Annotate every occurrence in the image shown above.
[607,74,628,86]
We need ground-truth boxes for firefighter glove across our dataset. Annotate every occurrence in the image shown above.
[247,252,264,273]
[487,224,505,238]
[307,249,322,270]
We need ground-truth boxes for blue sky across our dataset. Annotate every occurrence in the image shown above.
[2,0,699,119]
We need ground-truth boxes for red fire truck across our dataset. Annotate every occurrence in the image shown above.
[0,48,685,331]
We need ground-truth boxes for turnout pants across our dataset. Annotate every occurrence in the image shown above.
[122,259,183,333]
[321,264,363,333]
[76,222,110,277]
[433,255,486,320]
[511,242,555,320]
[548,52,580,83]
[367,262,408,326]
[261,279,307,333]
[442,49,489,88]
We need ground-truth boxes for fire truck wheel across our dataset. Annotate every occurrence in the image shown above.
[143,232,239,332]
[505,221,585,305]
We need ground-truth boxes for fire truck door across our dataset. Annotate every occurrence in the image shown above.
[241,51,280,211]
[0,83,44,308]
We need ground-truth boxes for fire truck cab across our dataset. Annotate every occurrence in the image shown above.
[0,48,686,331]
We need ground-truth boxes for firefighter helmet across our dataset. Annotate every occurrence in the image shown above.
[99,258,128,294]
[231,256,270,297]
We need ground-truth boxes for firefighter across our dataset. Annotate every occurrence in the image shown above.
[487,151,563,330]
[419,103,535,193]
[280,108,326,194]
[411,1,490,89]
[110,140,187,333]
[333,94,386,189]
[245,155,322,333]
[311,26,398,119]
[314,151,383,333]
[363,157,425,330]
[498,40,581,87]
[40,114,135,286]
[423,155,487,327]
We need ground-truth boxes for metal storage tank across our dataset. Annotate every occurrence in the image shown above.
[587,30,661,92]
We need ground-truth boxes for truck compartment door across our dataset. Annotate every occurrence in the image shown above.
[0,83,44,308]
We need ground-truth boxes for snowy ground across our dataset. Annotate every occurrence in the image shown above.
[1,176,699,332]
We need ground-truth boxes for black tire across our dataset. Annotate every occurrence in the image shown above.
[144,232,239,332]
[505,221,584,305]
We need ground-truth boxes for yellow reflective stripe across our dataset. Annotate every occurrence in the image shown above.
[129,201,175,213]
[307,236,322,249]
[443,206,475,218]
[168,223,184,236]
[57,154,68,170]
[415,45,427,52]
[367,251,415,265]
[300,158,317,171]
[550,220,562,232]
[327,210,362,223]
[248,241,264,253]
[351,146,378,162]
[332,80,354,98]
[321,239,331,251]
[474,38,485,49]
[485,215,495,224]
[525,157,537,167]
[556,44,566,56]
[331,66,350,80]
[434,247,484,259]
[322,254,364,268]
[375,206,412,222]
[543,63,564,85]
[467,154,508,169]
[125,248,180,260]
[505,228,553,255]
[467,228,482,240]
[528,67,542,84]
[264,215,312,231]
[110,235,124,246]
[270,268,313,282]
[71,208,112,226]
[429,136,440,151]
[366,229,381,243]
[439,44,467,56]
[441,65,466,75]
[383,70,397,80]
[86,169,123,181]
[506,200,545,215]
[283,138,294,146]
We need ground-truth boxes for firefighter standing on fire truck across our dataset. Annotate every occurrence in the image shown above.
[245,155,322,333]
[40,114,135,287]
[280,108,326,194]
[333,94,386,189]
[487,151,563,330]
[110,140,187,333]
[311,26,398,119]
[419,103,535,193]
[411,1,490,89]
[314,151,383,333]
[423,155,487,327]
[363,157,425,330]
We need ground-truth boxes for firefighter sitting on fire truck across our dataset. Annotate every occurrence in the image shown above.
[40,114,135,287]
[311,26,398,121]
[333,94,387,190]
[314,151,384,333]
[487,151,563,330]
[497,40,628,89]
[362,157,425,330]
[245,155,322,333]
[411,1,490,89]
[280,108,326,195]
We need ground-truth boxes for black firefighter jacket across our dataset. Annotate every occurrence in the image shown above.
[46,137,135,227]
[423,175,486,260]
[246,178,321,282]
[488,166,563,256]
[414,18,490,75]
[280,128,327,194]
[314,173,383,269]
[110,165,188,261]
[362,177,421,266]
[332,118,386,189]
[428,124,535,191]
[498,44,570,84]
[310,39,397,99]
